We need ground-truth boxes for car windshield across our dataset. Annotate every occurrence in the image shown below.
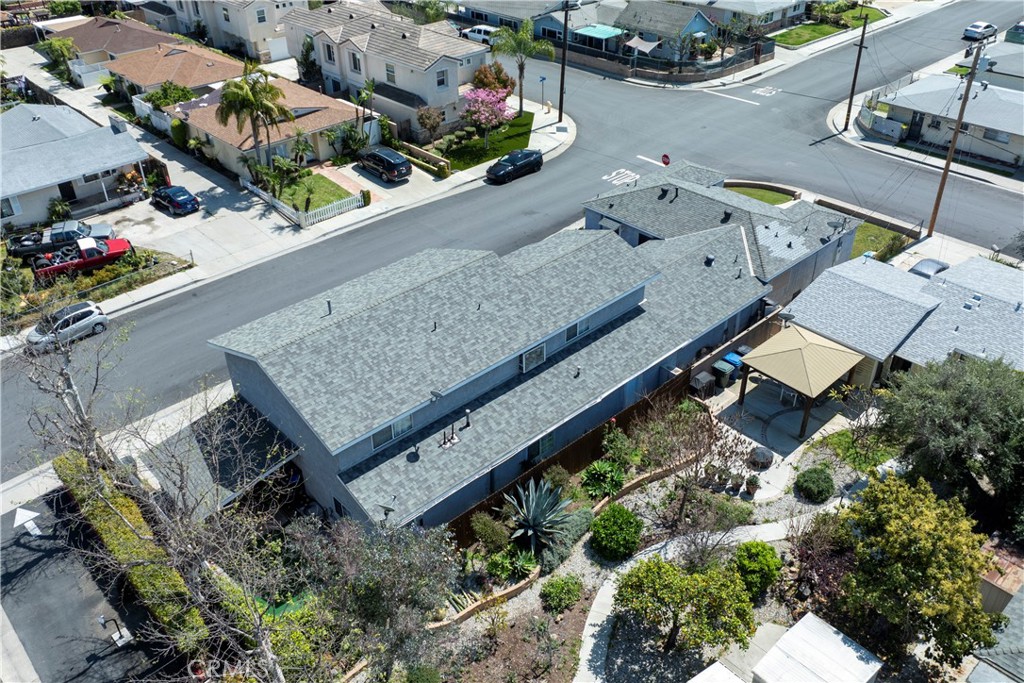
[169,188,191,200]
[498,154,520,165]
[94,241,110,255]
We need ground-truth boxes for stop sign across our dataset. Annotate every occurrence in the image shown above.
[661,154,670,166]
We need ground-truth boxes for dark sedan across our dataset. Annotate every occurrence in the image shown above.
[486,149,543,184]
[151,185,201,215]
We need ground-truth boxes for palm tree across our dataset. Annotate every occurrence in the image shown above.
[37,37,75,81]
[215,61,294,168]
[490,19,554,116]
[290,127,314,166]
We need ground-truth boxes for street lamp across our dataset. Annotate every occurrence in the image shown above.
[557,0,579,123]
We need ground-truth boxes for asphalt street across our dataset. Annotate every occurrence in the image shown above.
[3,0,1023,479]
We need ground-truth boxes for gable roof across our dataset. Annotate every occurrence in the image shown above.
[614,0,703,34]
[166,78,360,150]
[52,16,174,56]
[282,6,484,70]
[879,75,1024,136]
[105,43,244,90]
[0,103,148,197]
[753,613,882,683]
[742,324,864,397]
[676,0,804,17]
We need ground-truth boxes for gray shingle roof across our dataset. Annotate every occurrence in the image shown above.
[971,590,1024,682]
[676,0,805,16]
[340,228,770,524]
[958,42,1024,80]
[614,1,701,34]
[880,75,1024,136]
[211,230,659,455]
[281,6,483,70]
[783,257,939,361]
[896,258,1024,370]
[1,104,148,197]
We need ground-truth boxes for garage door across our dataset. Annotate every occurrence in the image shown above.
[267,37,289,62]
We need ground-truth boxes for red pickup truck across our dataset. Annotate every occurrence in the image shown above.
[32,237,135,283]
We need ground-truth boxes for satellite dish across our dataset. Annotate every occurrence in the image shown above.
[778,311,796,322]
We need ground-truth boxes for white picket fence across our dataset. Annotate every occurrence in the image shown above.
[240,178,364,227]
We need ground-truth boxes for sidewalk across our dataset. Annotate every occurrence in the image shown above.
[0,44,577,351]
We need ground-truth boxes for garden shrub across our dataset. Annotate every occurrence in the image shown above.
[795,466,834,504]
[509,548,538,580]
[471,512,510,555]
[360,189,371,206]
[169,118,188,149]
[486,547,537,583]
[539,508,593,574]
[541,464,571,492]
[53,453,207,652]
[581,459,626,499]
[539,573,583,613]
[406,664,441,683]
[435,162,450,178]
[463,126,477,138]
[602,423,643,470]
[454,130,467,141]
[486,548,514,583]
[713,494,754,528]
[733,540,783,597]
[331,155,352,166]
[590,503,642,561]
[874,231,909,262]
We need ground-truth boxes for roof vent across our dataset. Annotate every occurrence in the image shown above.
[963,302,973,311]
[736,268,742,279]
[326,6,331,12]
[658,187,669,200]
[1016,302,1022,312]
[32,115,40,121]
[787,241,792,248]
[371,22,376,29]
[972,293,982,302]
[723,209,732,222]
[402,32,408,39]
[207,61,213,67]
[704,254,715,267]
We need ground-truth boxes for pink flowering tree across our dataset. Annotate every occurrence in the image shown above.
[461,86,514,149]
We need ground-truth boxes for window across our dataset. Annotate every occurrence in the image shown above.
[541,27,562,41]
[330,77,341,93]
[527,433,555,462]
[983,128,1010,143]
[520,343,545,372]
[470,10,486,20]
[193,0,199,13]
[256,8,267,23]
[565,317,590,342]
[371,415,414,450]
[333,497,349,517]
[959,121,970,133]
[385,63,395,83]
[222,6,229,21]
[83,172,101,183]
[177,0,183,10]
[499,18,517,29]
[324,43,335,63]
[1,196,21,218]
[436,68,448,88]
[349,51,361,72]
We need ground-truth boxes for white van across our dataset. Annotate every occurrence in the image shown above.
[461,25,499,45]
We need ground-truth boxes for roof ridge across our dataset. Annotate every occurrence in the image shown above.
[511,232,614,274]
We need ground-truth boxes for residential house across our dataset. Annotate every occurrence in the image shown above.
[105,42,244,98]
[613,1,716,61]
[209,163,851,527]
[780,255,1024,387]
[280,6,489,141]
[455,0,629,52]
[956,42,1024,91]
[674,0,807,32]
[49,17,175,86]
[1,103,149,226]
[581,162,855,304]
[879,75,1024,168]
[141,0,296,61]
[970,590,1024,682]
[164,77,363,178]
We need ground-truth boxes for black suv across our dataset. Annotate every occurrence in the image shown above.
[359,148,412,182]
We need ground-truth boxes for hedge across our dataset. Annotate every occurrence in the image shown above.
[170,118,188,149]
[53,453,207,653]
[540,508,593,574]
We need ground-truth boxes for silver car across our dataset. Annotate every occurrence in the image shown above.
[25,301,108,353]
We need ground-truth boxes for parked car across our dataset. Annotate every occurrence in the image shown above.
[963,22,997,39]
[486,149,543,184]
[909,258,950,279]
[25,301,108,353]
[6,219,116,262]
[460,25,498,45]
[151,185,201,215]
[31,237,135,283]
[359,148,412,182]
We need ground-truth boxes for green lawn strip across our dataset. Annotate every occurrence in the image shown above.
[894,143,1016,177]
[851,221,894,258]
[774,22,842,46]
[277,174,352,211]
[446,112,535,171]
[728,187,793,205]
[946,66,970,76]
[814,429,898,472]
[840,6,885,24]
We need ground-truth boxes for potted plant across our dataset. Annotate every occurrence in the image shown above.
[728,473,744,493]
[745,475,761,496]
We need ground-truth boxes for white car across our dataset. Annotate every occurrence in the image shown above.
[963,22,997,40]
[461,25,498,45]
[25,301,108,353]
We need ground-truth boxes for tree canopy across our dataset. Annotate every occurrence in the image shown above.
[490,19,554,115]
[216,62,294,167]
[840,476,1006,666]
[142,81,197,108]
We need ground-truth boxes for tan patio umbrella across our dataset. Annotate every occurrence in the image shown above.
[738,325,864,438]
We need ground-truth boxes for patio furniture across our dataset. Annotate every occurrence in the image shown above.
[690,371,716,400]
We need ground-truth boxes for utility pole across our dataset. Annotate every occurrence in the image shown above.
[842,17,869,132]
[926,44,983,238]
[557,0,570,123]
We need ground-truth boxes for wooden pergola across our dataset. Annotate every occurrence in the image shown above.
[738,325,864,438]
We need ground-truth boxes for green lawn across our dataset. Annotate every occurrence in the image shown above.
[945,65,970,76]
[851,222,893,258]
[446,113,535,171]
[774,7,883,46]
[840,6,885,24]
[277,174,352,211]
[728,187,793,205]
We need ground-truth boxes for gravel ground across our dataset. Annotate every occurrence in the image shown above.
[752,446,862,524]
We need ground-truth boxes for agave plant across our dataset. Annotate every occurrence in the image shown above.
[499,479,571,553]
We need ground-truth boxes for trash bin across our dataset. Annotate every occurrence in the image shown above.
[736,344,753,357]
[712,360,735,388]
[690,371,716,400]
[723,352,744,379]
